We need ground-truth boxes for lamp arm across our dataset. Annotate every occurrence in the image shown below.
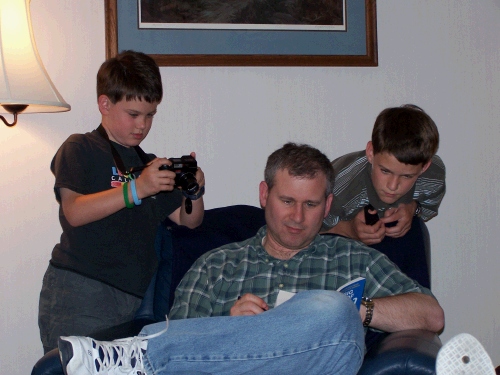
[0,105,28,127]
[1,112,18,127]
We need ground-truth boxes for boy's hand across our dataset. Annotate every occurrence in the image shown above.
[189,152,205,189]
[230,293,269,316]
[353,209,386,245]
[167,151,204,228]
[135,157,177,198]
[380,202,415,238]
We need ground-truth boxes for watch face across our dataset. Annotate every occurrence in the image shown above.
[362,297,374,307]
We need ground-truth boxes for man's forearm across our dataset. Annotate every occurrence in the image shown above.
[364,292,444,333]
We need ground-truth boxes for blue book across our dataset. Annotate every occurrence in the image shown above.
[337,277,366,310]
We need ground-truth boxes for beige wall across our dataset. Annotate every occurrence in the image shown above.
[1,1,499,373]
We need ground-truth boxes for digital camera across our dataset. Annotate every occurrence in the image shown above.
[160,155,199,194]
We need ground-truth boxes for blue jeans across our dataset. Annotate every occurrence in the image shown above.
[141,290,365,375]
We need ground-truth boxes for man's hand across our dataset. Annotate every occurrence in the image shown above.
[380,202,416,238]
[230,293,269,316]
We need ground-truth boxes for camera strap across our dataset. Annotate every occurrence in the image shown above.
[96,124,193,214]
[96,124,151,177]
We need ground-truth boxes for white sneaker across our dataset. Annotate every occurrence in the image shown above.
[58,323,168,375]
[436,333,495,375]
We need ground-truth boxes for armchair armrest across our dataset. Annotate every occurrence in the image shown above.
[358,329,442,375]
[31,348,63,375]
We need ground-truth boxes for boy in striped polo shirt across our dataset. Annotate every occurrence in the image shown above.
[322,104,446,288]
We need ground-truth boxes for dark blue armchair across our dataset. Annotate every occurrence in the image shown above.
[32,205,441,375]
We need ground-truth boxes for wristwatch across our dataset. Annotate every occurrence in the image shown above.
[182,185,205,201]
[414,201,422,217]
[361,297,374,327]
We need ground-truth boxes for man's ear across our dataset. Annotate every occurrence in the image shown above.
[324,193,333,218]
[259,181,269,209]
[98,95,111,115]
[365,141,374,164]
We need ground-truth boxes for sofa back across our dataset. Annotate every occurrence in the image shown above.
[135,205,266,321]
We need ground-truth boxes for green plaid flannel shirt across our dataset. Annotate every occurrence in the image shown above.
[169,226,433,320]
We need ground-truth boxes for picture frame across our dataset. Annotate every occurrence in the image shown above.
[105,0,377,67]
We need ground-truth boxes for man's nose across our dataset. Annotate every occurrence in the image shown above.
[291,205,305,222]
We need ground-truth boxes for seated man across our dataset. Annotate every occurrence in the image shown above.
[322,104,446,288]
[57,143,444,375]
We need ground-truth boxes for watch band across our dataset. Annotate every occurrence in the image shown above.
[182,185,205,201]
[361,297,374,327]
[414,201,422,217]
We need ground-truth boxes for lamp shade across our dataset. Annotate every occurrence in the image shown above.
[0,0,70,114]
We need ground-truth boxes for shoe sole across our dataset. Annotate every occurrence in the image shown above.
[436,333,495,374]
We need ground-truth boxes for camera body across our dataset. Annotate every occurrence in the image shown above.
[160,155,199,194]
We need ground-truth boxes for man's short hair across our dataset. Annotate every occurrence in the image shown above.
[264,142,334,196]
[96,50,162,104]
[371,104,439,165]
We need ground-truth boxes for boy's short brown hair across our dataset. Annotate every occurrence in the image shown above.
[371,104,439,165]
[96,50,162,104]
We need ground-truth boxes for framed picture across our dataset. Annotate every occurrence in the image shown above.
[105,0,377,67]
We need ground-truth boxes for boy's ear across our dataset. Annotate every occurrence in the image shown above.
[420,160,432,175]
[98,95,111,114]
[365,141,374,164]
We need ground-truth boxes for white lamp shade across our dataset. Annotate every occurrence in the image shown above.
[0,0,70,114]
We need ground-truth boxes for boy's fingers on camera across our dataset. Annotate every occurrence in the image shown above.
[137,167,176,196]
[195,168,205,186]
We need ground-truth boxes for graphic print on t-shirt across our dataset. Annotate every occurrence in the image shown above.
[110,167,131,188]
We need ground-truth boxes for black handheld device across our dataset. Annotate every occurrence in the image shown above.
[364,204,379,225]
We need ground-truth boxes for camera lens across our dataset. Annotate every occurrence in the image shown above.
[176,172,199,195]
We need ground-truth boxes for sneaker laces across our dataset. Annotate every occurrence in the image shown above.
[94,319,169,373]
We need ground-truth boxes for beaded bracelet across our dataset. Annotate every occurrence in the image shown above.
[130,179,142,205]
[122,182,134,209]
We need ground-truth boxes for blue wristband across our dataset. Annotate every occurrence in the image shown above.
[130,179,142,205]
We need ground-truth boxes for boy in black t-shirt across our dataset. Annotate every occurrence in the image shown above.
[38,50,205,353]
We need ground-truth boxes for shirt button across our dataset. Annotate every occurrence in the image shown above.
[279,283,284,288]
[284,263,289,268]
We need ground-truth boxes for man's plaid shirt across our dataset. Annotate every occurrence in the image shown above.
[169,226,433,320]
